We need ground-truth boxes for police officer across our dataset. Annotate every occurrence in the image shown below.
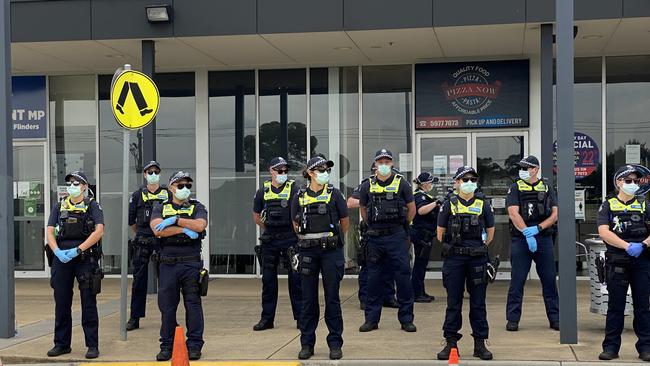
[150,171,207,361]
[597,165,650,361]
[348,162,398,310]
[436,166,494,361]
[411,172,441,303]
[126,161,170,331]
[358,149,417,333]
[505,155,559,332]
[292,156,349,360]
[252,157,302,331]
[46,171,104,359]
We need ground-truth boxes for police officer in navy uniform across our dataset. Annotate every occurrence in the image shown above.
[252,157,302,331]
[126,161,170,331]
[348,162,398,310]
[597,165,650,361]
[436,166,494,361]
[46,171,104,359]
[150,171,207,361]
[411,171,441,303]
[358,149,417,333]
[505,155,559,332]
[292,156,349,360]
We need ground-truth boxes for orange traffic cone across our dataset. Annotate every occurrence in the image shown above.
[171,326,190,366]
[448,347,459,365]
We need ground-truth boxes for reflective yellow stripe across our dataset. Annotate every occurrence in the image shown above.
[141,189,169,202]
[608,197,645,213]
[370,175,402,193]
[263,180,293,200]
[516,180,548,192]
[416,190,434,200]
[60,197,91,213]
[162,203,195,217]
[450,199,484,216]
[299,186,332,206]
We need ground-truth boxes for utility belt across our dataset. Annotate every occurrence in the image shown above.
[366,226,404,237]
[298,235,340,250]
[442,243,488,257]
[45,244,102,267]
[413,227,435,246]
[259,231,296,243]
[78,262,104,295]
[601,251,634,286]
[134,236,156,245]
[161,236,201,246]
[156,255,202,265]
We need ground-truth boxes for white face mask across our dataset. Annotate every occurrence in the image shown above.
[377,164,391,176]
[67,185,82,198]
[621,183,639,196]
[174,187,191,200]
[518,170,531,181]
[316,172,330,185]
[460,181,477,194]
[146,173,160,185]
[275,173,288,185]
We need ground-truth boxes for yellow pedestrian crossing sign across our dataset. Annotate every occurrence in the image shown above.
[111,69,160,130]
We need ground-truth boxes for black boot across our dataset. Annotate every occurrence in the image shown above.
[473,338,493,360]
[126,318,140,331]
[253,319,274,331]
[298,345,314,360]
[437,337,459,360]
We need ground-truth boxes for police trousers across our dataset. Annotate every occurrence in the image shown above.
[506,235,559,324]
[442,252,489,340]
[51,256,99,348]
[260,237,302,322]
[365,230,414,324]
[298,246,344,349]
[130,237,158,319]
[358,264,396,305]
[411,227,434,297]
[603,252,650,354]
[158,260,204,351]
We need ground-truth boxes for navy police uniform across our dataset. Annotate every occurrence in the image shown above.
[411,175,440,300]
[253,177,302,327]
[597,165,650,360]
[352,179,396,308]
[291,156,349,357]
[436,166,494,359]
[47,172,104,355]
[152,172,207,356]
[505,156,559,328]
[358,154,415,327]
[127,181,169,323]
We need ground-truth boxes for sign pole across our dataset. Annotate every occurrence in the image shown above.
[119,64,132,342]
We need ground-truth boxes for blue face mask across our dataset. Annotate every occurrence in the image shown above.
[316,172,330,185]
[460,181,477,194]
[146,173,160,185]
[66,185,82,198]
[275,174,288,185]
[174,187,191,200]
[518,170,531,181]
[621,183,639,196]
[377,164,392,176]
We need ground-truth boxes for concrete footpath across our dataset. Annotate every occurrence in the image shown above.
[0,278,647,364]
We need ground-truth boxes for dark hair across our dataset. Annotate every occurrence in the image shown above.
[302,167,311,181]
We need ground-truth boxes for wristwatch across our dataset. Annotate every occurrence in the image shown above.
[537,224,543,232]
[76,248,83,255]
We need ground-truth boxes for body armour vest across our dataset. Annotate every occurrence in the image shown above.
[607,196,648,244]
[160,201,205,245]
[447,195,484,244]
[298,185,335,235]
[137,188,169,228]
[262,180,294,227]
[57,197,96,241]
[367,175,406,224]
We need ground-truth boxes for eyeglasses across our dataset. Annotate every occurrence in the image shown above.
[623,179,640,184]
[314,167,332,173]
[461,177,478,183]
[66,181,81,186]
[520,167,530,171]
[146,170,160,175]
[176,183,192,189]
[274,169,289,174]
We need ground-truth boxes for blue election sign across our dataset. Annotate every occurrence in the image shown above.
[12,76,47,139]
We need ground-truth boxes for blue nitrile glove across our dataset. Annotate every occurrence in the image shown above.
[626,242,644,258]
[182,228,199,240]
[155,216,178,232]
[64,247,80,261]
[522,225,540,238]
[54,248,71,263]
[526,235,538,253]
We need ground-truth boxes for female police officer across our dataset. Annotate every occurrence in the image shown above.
[252,156,301,331]
[597,165,650,361]
[411,172,440,303]
[292,155,349,360]
[46,171,104,359]
[436,166,494,361]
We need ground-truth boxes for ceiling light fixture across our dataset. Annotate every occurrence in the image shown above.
[146,5,172,23]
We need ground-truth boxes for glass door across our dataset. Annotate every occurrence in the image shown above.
[13,141,49,276]
[416,131,527,272]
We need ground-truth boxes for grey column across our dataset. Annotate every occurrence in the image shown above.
[0,0,15,339]
[556,0,578,344]
[540,24,554,179]
[142,40,157,294]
